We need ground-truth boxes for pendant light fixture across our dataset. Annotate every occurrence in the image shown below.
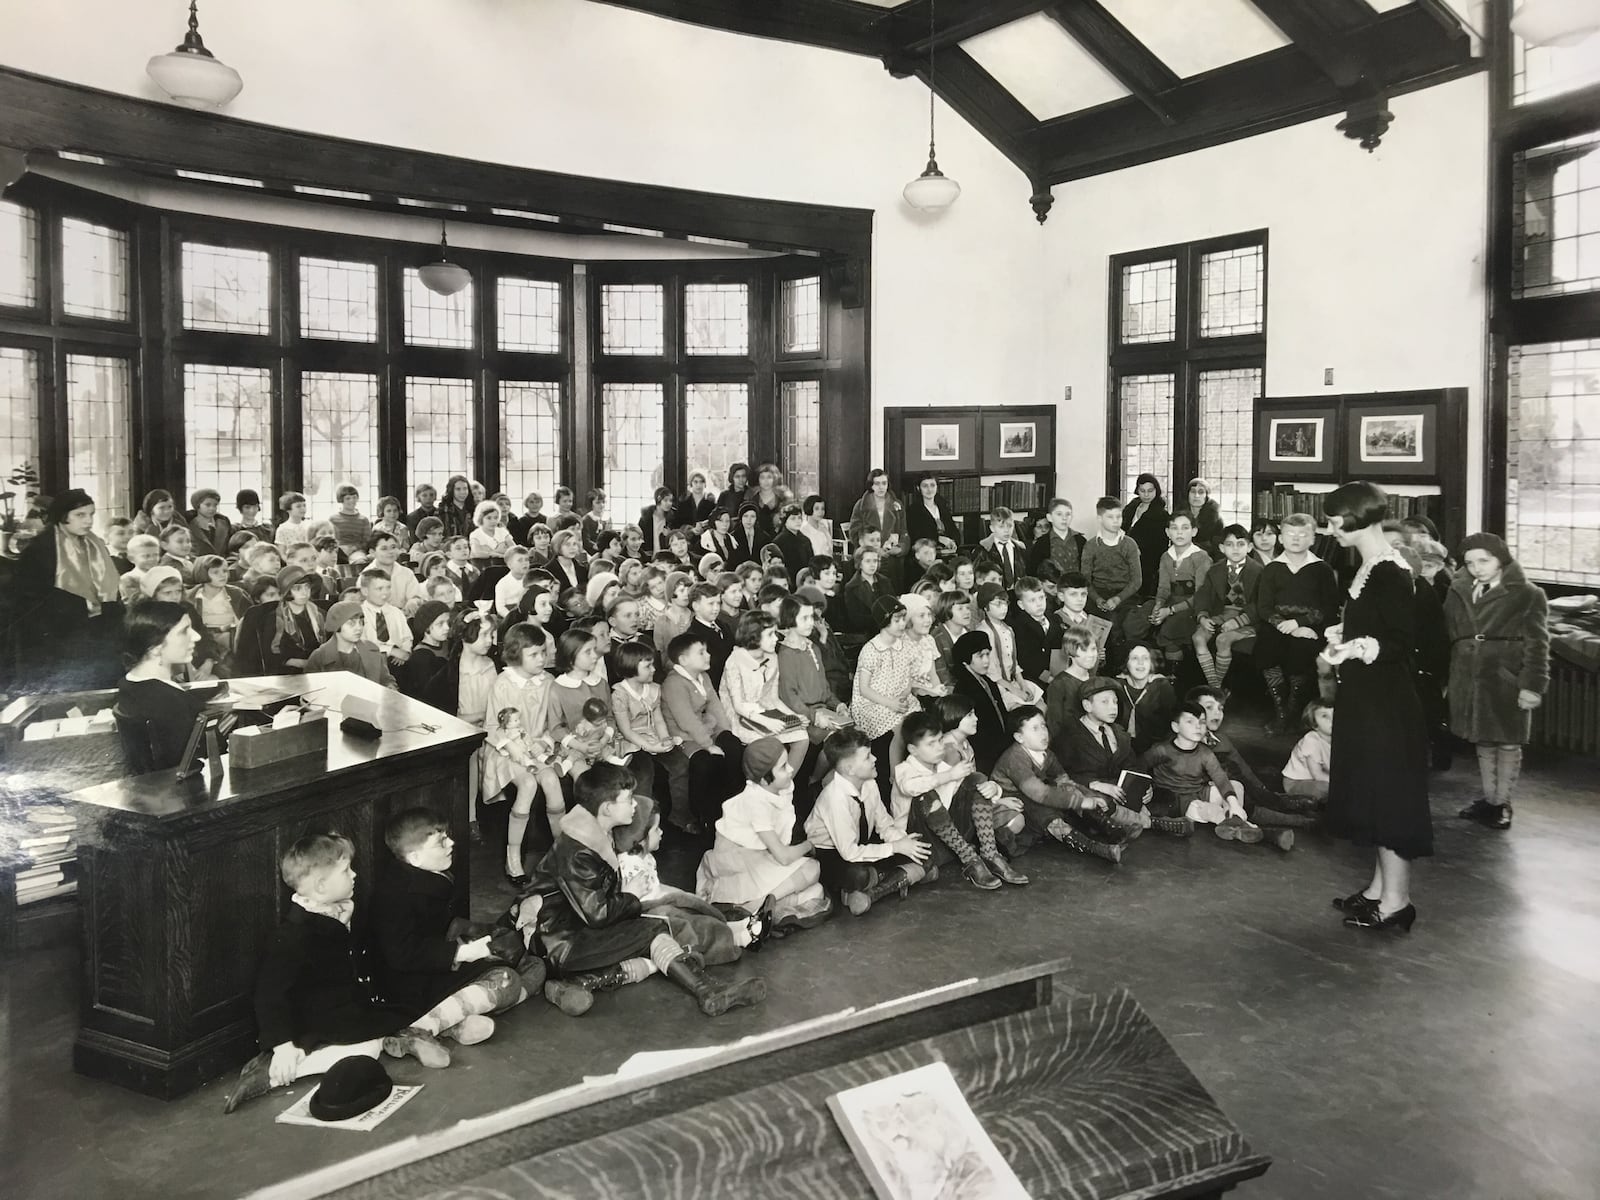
[146,1,243,109]
[1511,0,1600,47]
[418,222,471,297]
[903,0,961,212]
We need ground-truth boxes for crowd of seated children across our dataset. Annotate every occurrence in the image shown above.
[224,829,526,1113]
[531,764,767,1017]
[988,705,1136,863]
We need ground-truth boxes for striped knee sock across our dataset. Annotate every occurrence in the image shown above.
[972,802,999,859]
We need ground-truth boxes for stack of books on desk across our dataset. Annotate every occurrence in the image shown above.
[12,804,78,906]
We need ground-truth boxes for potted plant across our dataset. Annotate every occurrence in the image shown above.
[1,460,40,557]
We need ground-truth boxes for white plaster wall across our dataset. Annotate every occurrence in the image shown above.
[1038,75,1490,525]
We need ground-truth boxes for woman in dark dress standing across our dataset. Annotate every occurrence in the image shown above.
[906,474,960,558]
[1124,473,1169,599]
[1321,482,1431,933]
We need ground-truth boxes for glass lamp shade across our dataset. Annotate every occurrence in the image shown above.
[418,259,471,297]
[903,160,962,211]
[1511,0,1600,47]
[146,50,243,109]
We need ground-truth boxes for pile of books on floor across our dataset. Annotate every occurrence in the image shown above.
[11,804,78,906]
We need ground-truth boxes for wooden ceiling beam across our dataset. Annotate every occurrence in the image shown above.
[1048,1,1181,125]
[0,67,874,257]
[1029,5,1481,183]
[1245,0,1375,90]
[584,0,888,57]
[911,47,1040,175]
[886,0,1049,56]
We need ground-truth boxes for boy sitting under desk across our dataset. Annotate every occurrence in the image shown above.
[224,832,521,1113]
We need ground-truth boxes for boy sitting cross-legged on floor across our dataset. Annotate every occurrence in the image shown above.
[368,809,541,1046]
[225,832,518,1112]
[989,705,1135,864]
[892,710,1029,890]
[1141,701,1273,848]
[533,762,766,1017]
[1187,686,1307,847]
[1056,677,1165,835]
[805,727,934,915]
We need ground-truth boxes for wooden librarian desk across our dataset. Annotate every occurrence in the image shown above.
[65,671,483,1099]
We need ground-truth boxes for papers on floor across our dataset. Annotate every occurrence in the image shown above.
[7,802,79,904]
[582,1045,724,1084]
[275,1084,421,1131]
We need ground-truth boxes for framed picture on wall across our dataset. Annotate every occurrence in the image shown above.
[980,411,1053,471]
[902,415,978,473]
[998,422,1036,459]
[1346,399,1437,477]
[921,424,961,462]
[1268,418,1323,463]
[1255,404,1337,478]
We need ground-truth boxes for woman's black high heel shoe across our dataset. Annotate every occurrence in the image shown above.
[1343,903,1417,932]
[1332,890,1380,914]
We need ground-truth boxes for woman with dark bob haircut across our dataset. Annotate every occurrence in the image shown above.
[1321,481,1431,933]
[116,599,208,770]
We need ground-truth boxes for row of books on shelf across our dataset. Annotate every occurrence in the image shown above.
[6,802,79,906]
[1253,489,1440,524]
[938,478,1048,516]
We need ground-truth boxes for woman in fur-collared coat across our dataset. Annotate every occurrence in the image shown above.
[1444,533,1550,831]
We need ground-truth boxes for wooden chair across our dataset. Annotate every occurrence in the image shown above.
[110,704,156,776]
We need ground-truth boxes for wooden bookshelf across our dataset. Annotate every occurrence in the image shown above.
[1252,388,1467,551]
[884,405,1057,545]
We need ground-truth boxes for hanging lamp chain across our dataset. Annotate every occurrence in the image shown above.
[927,0,938,160]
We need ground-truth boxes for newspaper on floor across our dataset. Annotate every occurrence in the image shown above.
[274,1083,422,1131]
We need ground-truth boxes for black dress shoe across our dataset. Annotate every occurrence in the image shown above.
[504,867,531,889]
[1343,903,1417,933]
[1489,804,1513,830]
[1332,889,1380,914]
[1458,799,1499,823]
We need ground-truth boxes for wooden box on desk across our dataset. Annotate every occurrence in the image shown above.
[228,713,329,770]
[65,671,484,1100]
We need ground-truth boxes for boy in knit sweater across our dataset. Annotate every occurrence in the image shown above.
[1134,512,1212,666]
[1140,702,1272,847]
[1080,497,1142,649]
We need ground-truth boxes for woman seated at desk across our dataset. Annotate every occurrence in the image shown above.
[118,599,210,771]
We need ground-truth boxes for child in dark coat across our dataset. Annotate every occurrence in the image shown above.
[225,832,521,1113]
[368,809,539,1040]
[532,763,766,1017]
[1445,533,1551,830]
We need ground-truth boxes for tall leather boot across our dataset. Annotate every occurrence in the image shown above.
[1250,805,1316,829]
[1046,818,1123,864]
[1263,670,1293,734]
[1287,675,1311,729]
[843,866,910,916]
[664,956,767,1017]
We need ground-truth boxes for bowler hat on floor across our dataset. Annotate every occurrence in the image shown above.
[308,1055,392,1122]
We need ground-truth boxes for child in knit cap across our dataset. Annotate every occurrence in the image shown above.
[306,600,396,689]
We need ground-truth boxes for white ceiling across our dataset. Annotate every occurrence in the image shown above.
[1098,0,1292,78]
[962,11,1132,119]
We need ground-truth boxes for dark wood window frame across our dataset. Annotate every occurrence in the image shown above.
[0,175,871,519]
[1105,229,1269,500]
[1482,0,1600,554]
